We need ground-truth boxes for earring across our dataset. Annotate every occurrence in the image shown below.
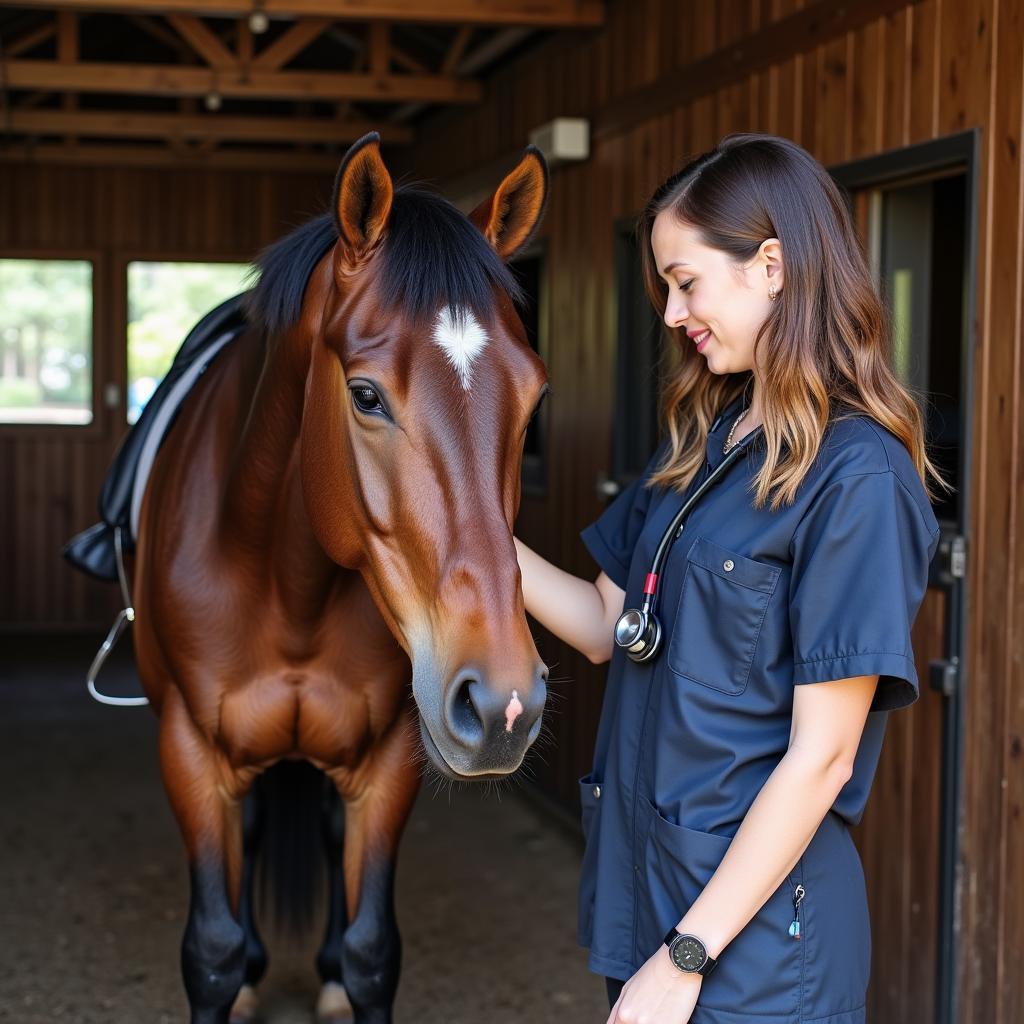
[768,283,778,301]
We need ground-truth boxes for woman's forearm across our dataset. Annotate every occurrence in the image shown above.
[513,537,621,664]
[675,746,852,959]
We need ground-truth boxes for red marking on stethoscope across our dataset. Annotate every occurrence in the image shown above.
[643,573,658,596]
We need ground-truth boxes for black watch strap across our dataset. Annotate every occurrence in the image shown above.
[663,927,719,976]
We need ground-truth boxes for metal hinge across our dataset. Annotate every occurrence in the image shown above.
[928,655,960,698]
[949,535,966,578]
[932,532,967,589]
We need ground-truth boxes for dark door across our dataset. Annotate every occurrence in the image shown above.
[835,138,974,1024]
[602,218,668,499]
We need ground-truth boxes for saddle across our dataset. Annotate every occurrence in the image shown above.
[63,292,250,582]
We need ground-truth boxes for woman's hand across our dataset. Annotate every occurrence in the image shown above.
[606,946,702,1024]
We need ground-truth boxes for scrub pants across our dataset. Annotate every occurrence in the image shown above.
[606,977,624,1008]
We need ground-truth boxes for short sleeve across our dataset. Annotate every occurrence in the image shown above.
[788,469,940,712]
[580,445,667,590]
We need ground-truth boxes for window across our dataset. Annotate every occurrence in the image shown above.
[126,261,252,423]
[0,259,93,425]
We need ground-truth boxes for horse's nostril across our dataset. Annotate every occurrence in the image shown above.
[447,674,486,749]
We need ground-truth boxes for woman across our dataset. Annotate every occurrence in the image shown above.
[514,133,950,1024]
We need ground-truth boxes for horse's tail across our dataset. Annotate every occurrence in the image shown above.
[256,760,329,937]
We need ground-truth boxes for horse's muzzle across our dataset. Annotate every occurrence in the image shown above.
[416,664,547,779]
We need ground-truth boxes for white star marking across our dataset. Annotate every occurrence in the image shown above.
[432,307,488,391]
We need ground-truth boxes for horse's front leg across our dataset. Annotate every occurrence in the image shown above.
[315,782,352,1022]
[159,690,248,1024]
[326,714,420,1024]
[228,778,268,1024]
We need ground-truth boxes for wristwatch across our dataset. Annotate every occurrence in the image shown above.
[663,928,719,976]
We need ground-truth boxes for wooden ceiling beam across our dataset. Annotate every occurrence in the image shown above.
[128,13,195,58]
[390,26,528,122]
[391,45,429,76]
[56,10,77,62]
[166,13,238,68]
[441,26,473,75]
[5,109,413,144]
[368,22,389,75]
[4,19,57,58]
[250,16,331,70]
[0,141,343,171]
[236,18,253,63]
[3,59,482,103]
[17,91,53,110]
[9,0,604,29]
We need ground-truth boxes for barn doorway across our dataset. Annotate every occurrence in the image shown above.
[833,130,977,1024]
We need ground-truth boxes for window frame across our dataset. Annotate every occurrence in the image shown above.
[0,247,105,439]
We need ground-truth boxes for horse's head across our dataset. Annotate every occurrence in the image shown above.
[301,133,550,780]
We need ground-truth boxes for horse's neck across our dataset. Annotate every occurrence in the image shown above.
[222,326,341,610]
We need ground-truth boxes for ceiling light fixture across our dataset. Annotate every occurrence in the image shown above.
[248,5,269,34]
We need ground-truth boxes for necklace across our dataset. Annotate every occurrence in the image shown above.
[723,406,748,454]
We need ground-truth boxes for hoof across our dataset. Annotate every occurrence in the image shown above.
[229,983,259,1024]
[316,980,354,1022]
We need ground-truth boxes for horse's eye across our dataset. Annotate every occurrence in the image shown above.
[351,385,384,415]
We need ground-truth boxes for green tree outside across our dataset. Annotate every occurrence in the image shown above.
[0,259,93,424]
[127,261,253,423]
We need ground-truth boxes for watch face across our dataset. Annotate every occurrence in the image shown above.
[671,935,707,972]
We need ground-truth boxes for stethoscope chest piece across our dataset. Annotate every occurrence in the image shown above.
[614,607,662,663]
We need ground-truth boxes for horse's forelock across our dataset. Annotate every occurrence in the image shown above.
[247,185,523,342]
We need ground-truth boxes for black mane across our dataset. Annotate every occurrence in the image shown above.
[246,185,523,338]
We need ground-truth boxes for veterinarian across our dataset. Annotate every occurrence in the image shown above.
[514,133,947,1024]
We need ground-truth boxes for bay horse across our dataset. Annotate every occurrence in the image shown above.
[129,133,550,1023]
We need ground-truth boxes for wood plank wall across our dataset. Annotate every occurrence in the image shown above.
[0,163,333,631]
[409,2,1023,1023]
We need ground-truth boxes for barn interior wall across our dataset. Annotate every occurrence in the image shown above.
[0,164,331,631]
[409,2,1023,1023]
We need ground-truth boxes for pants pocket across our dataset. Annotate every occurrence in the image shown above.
[637,798,801,1018]
[798,813,871,1017]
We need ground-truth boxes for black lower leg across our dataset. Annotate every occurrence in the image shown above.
[315,784,349,985]
[239,786,268,987]
[181,858,246,1024]
[340,857,401,1024]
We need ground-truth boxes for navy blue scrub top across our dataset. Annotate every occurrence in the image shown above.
[577,393,941,1018]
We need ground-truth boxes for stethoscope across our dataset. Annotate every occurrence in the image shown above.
[612,416,764,664]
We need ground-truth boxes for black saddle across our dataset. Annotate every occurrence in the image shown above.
[63,292,251,582]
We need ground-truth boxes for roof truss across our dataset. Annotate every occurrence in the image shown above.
[9,0,603,28]
[0,2,603,164]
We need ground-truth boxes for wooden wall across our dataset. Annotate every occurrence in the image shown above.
[0,163,333,631]
[409,2,1024,1023]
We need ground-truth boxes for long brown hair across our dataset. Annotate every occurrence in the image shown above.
[638,132,951,510]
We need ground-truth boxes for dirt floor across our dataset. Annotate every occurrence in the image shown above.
[0,635,609,1024]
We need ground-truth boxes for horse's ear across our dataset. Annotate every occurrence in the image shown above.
[332,131,393,263]
[469,145,549,261]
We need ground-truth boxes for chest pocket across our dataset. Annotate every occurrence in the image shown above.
[667,535,781,696]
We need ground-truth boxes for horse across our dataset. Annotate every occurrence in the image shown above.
[126,133,551,1023]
